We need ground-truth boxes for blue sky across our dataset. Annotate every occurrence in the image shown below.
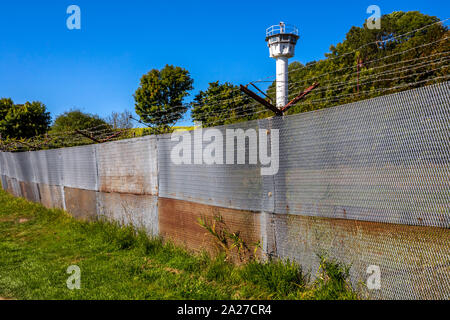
[0,0,448,126]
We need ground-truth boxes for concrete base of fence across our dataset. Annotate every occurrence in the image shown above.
[64,187,98,220]
[270,214,450,300]
[38,184,65,210]
[158,197,262,260]
[97,192,158,236]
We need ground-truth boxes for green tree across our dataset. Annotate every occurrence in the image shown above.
[0,99,51,139]
[51,109,109,133]
[0,98,14,120]
[134,65,193,131]
[191,81,259,127]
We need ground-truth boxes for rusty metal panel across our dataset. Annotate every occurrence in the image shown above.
[5,177,21,197]
[97,136,158,195]
[38,183,64,209]
[19,181,40,203]
[61,145,98,190]
[269,213,450,300]
[158,197,261,259]
[64,187,97,220]
[0,153,9,177]
[97,192,158,236]
[271,82,450,228]
[158,120,263,211]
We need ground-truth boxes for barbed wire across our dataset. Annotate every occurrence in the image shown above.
[285,54,449,100]
[276,35,450,95]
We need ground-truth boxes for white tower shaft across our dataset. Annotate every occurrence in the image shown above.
[276,57,288,108]
[266,22,299,111]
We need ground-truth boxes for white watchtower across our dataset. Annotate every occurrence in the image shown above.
[265,22,299,108]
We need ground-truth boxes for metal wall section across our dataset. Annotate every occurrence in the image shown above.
[63,187,98,220]
[0,175,7,191]
[158,120,263,211]
[30,149,64,186]
[19,181,40,203]
[0,152,6,176]
[13,152,35,183]
[38,184,65,209]
[3,153,17,180]
[97,136,158,195]
[271,82,450,228]
[61,145,98,191]
[269,214,450,300]
[5,177,21,197]
[97,192,158,236]
[158,197,262,259]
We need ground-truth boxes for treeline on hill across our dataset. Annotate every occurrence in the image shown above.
[1,11,448,151]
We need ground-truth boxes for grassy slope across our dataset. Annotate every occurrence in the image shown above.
[0,190,357,300]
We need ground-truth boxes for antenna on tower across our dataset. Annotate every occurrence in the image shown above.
[240,22,319,116]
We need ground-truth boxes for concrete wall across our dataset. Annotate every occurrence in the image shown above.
[0,82,449,299]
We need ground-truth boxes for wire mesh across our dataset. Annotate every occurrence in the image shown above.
[271,81,450,228]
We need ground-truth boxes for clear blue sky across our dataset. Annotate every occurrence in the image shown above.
[0,0,448,126]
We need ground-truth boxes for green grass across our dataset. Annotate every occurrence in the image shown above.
[0,190,358,300]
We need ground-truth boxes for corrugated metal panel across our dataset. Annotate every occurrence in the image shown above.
[271,82,450,228]
[0,152,6,176]
[158,197,261,260]
[38,183,65,209]
[13,152,35,182]
[3,152,17,179]
[64,187,98,219]
[97,136,158,195]
[158,120,263,211]
[1,175,7,191]
[61,145,98,190]
[30,149,64,186]
[97,192,158,236]
[19,181,40,203]
[6,177,21,197]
